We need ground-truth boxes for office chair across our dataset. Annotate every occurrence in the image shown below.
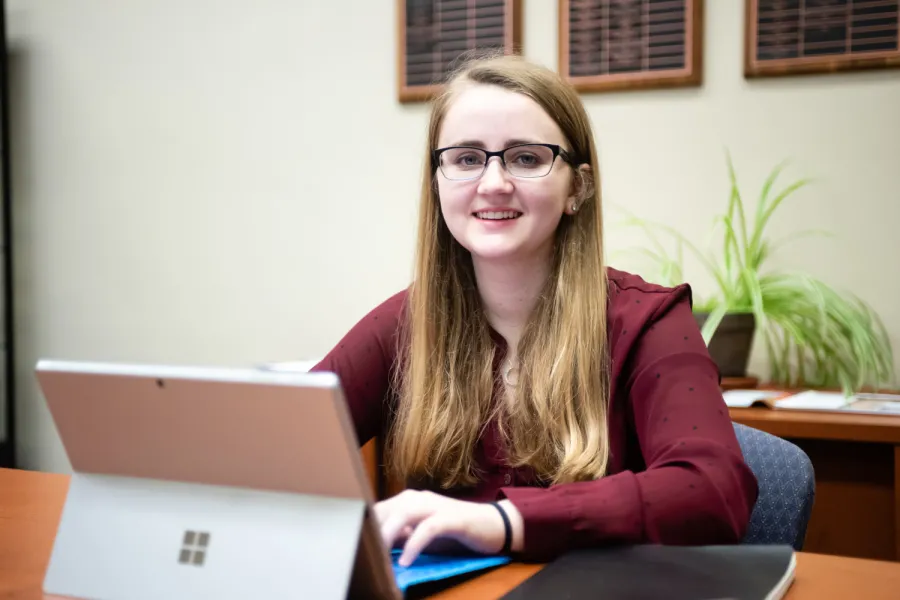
[732,422,816,551]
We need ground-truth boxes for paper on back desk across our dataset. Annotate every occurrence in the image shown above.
[722,389,784,408]
[773,390,853,410]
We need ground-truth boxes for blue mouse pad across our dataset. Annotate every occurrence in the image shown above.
[391,549,512,593]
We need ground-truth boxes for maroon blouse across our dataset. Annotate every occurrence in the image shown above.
[311,268,758,562]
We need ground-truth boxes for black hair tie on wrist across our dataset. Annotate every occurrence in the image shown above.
[491,501,512,554]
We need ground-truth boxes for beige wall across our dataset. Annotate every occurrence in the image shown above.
[5,1,899,473]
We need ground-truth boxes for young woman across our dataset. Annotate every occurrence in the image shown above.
[311,54,758,567]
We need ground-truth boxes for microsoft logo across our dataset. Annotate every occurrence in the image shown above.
[178,530,210,566]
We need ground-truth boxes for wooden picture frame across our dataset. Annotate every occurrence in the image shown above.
[397,0,523,103]
[559,0,704,93]
[745,0,900,78]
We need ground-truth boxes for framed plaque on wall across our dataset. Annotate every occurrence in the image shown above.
[559,0,704,93]
[745,0,900,78]
[397,0,523,103]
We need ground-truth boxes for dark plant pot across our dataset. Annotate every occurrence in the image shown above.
[693,312,756,378]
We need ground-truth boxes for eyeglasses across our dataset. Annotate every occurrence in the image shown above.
[432,143,574,181]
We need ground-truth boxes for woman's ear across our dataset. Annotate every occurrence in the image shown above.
[565,164,594,215]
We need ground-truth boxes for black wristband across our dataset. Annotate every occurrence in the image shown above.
[491,501,512,554]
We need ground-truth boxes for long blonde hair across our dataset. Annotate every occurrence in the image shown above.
[387,54,611,490]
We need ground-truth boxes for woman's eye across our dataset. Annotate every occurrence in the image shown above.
[454,153,484,167]
[508,152,546,168]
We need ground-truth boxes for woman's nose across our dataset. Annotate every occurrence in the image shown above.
[477,157,514,193]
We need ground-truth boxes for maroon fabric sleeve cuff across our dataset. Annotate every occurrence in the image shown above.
[498,486,577,561]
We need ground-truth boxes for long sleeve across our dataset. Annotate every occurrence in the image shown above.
[309,289,408,447]
[498,284,759,562]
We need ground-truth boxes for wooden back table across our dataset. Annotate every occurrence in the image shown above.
[729,405,900,563]
[2,468,900,599]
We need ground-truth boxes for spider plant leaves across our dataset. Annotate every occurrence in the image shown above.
[617,156,895,394]
[700,303,729,346]
[755,269,890,394]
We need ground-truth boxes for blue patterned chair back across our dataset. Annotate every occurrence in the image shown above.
[732,422,815,550]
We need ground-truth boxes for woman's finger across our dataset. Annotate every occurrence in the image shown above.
[372,496,396,527]
[381,510,415,551]
[398,514,460,567]
[381,498,435,550]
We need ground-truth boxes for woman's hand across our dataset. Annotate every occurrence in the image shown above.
[374,489,521,567]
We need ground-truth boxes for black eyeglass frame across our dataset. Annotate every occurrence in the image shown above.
[431,143,577,180]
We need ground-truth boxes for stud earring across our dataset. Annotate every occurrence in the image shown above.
[571,202,578,212]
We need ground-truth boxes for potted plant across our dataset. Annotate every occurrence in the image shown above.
[614,155,895,395]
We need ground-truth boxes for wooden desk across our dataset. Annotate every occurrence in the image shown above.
[730,406,900,562]
[3,468,900,599]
